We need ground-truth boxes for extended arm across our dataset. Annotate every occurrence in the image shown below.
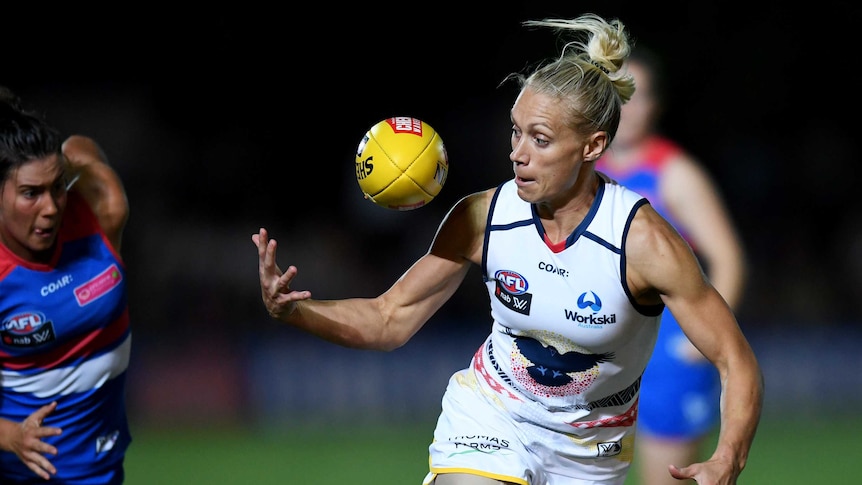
[252,190,490,351]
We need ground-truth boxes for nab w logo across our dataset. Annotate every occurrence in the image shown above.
[32,329,52,343]
[494,272,533,316]
[1,312,56,348]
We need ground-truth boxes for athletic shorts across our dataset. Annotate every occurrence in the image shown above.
[637,309,720,440]
[424,359,636,485]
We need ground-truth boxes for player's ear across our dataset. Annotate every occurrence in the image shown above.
[583,131,607,162]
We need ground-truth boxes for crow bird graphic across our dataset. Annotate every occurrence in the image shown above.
[515,337,614,386]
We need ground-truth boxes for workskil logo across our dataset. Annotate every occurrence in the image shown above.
[577,291,602,311]
[1,311,57,347]
[493,269,532,315]
[566,291,617,327]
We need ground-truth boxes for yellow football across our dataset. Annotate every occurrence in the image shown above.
[354,117,448,210]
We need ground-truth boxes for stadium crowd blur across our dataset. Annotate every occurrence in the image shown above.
[6,4,862,428]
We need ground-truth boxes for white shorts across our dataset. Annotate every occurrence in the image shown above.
[423,356,636,485]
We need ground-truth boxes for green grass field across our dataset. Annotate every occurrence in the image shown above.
[124,417,861,484]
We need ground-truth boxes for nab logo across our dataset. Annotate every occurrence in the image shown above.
[577,291,602,312]
[494,270,532,315]
[494,270,528,295]
[1,311,56,347]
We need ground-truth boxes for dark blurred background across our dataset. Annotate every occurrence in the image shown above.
[5,3,862,429]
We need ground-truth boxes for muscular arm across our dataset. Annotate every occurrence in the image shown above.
[626,205,763,483]
[253,190,491,351]
[61,135,129,252]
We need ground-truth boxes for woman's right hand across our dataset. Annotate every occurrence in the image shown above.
[252,228,312,321]
[1,401,62,480]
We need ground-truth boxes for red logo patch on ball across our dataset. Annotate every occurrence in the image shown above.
[386,117,424,136]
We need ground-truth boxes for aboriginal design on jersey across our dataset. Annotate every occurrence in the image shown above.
[509,330,614,397]
[479,178,662,420]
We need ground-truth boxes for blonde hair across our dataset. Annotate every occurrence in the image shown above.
[511,13,636,143]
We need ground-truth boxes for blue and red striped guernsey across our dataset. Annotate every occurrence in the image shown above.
[0,191,131,479]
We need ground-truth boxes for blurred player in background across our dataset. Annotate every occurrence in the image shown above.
[0,86,132,483]
[252,14,762,485]
[596,47,748,485]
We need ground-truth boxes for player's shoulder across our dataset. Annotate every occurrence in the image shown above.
[0,253,16,281]
[447,188,494,227]
[431,188,495,262]
[627,201,690,266]
[452,186,496,210]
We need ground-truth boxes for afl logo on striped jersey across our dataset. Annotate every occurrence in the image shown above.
[1,311,57,347]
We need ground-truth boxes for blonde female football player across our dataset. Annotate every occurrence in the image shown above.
[252,13,763,485]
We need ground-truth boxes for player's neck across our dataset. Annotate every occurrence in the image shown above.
[536,172,598,243]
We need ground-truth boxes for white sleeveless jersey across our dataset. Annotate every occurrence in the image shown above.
[476,175,663,430]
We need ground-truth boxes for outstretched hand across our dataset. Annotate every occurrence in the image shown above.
[252,228,312,320]
[669,455,741,485]
[7,401,62,480]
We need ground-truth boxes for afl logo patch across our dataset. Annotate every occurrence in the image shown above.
[494,270,528,295]
[1,311,57,347]
[493,270,532,315]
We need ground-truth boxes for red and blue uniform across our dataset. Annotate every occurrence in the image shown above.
[1,192,131,484]
[597,136,720,440]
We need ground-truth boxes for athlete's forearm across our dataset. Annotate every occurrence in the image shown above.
[711,346,764,473]
[285,297,406,351]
